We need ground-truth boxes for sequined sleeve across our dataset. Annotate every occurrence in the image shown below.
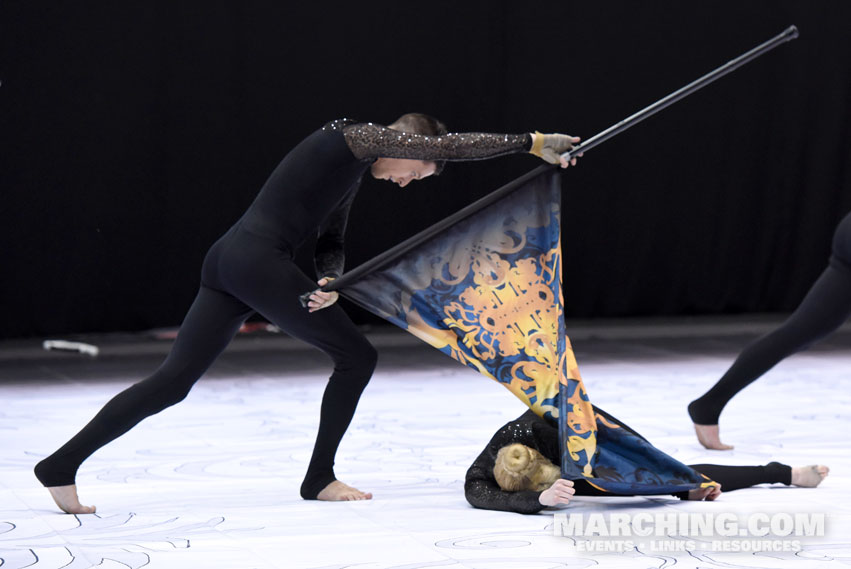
[464,410,560,515]
[342,122,532,162]
[314,186,358,280]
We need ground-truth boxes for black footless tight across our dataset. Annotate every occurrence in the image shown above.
[688,461,791,491]
[35,226,377,499]
[572,461,791,496]
[689,211,851,425]
[689,265,851,425]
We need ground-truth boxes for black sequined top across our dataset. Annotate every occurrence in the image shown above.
[465,409,665,515]
[238,119,532,279]
[341,121,532,161]
[464,410,558,515]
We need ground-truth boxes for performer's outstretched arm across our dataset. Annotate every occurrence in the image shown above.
[343,123,578,166]
[343,122,532,161]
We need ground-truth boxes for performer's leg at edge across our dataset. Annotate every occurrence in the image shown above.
[568,462,827,502]
[690,462,829,490]
[688,266,851,448]
[34,286,253,512]
[690,462,791,491]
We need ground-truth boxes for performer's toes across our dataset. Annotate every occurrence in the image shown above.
[46,485,96,514]
[791,465,830,488]
[345,491,373,501]
[693,423,734,450]
[316,480,372,501]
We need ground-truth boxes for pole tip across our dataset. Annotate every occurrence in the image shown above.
[785,25,799,40]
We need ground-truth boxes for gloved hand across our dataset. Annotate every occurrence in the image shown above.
[529,132,581,167]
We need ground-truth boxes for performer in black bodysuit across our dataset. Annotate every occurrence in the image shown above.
[688,212,851,450]
[34,113,581,514]
[466,410,828,514]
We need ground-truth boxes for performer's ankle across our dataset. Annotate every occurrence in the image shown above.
[34,456,77,488]
[687,398,721,425]
[300,471,337,500]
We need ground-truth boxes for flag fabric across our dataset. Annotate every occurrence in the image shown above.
[334,168,716,495]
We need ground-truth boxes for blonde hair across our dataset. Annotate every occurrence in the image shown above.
[493,443,560,492]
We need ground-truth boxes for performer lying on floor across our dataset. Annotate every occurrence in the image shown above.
[465,409,829,514]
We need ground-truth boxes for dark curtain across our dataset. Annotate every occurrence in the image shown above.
[1,1,849,338]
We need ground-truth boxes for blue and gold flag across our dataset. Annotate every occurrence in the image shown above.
[332,168,714,495]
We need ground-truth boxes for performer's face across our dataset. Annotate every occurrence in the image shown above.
[370,158,437,188]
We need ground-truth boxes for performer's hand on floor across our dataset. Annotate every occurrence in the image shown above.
[688,483,722,501]
[307,278,339,312]
[529,132,582,168]
[539,479,575,506]
[706,484,722,500]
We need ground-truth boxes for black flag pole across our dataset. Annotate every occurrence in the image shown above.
[308,25,798,299]
[561,25,798,162]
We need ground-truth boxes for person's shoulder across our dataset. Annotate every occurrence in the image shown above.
[322,118,361,132]
[494,413,538,439]
[496,409,540,428]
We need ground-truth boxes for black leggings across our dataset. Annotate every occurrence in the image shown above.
[35,226,377,499]
[688,264,851,425]
[689,211,851,425]
[573,462,792,497]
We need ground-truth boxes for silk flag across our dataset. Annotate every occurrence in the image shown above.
[333,168,715,495]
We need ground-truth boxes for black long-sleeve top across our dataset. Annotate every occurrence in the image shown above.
[464,410,558,515]
[237,119,532,279]
[466,411,784,515]
[465,409,654,515]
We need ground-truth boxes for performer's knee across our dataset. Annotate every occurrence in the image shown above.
[133,368,198,409]
[353,341,378,377]
[333,339,377,384]
[156,384,194,408]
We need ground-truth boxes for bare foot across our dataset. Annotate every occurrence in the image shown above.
[316,480,372,501]
[46,485,96,514]
[693,423,734,450]
[791,465,830,488]
[688,483,722,501]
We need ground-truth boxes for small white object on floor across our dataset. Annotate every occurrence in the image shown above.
[42,340,99,357]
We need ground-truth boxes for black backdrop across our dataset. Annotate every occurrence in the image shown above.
[2,1,850,339]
